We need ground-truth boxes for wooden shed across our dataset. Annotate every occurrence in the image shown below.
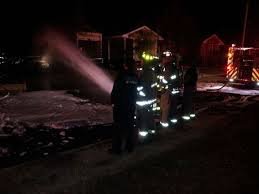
[200,34,226,66]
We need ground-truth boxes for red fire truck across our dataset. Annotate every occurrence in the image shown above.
[226,44,259,87]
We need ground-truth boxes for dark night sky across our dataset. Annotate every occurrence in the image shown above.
[0,0,258,54]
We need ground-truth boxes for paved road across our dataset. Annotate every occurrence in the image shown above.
[89,102,259,194]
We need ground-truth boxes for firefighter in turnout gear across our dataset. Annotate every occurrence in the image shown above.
[159,51,183,128]
[110,63,138,154]
[136,52,158,138]
[159,55,171,128]
[168,54,182,126]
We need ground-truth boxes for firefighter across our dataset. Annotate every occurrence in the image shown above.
[182,63,198,121]
[151,55,164,118]
[159,51,175,128]
[110,62,138,154]
[136,52,158,138]
[168,54,182,126]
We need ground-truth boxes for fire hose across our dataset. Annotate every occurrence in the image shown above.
[205,81,229,92]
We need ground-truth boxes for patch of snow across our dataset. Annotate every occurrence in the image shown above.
[0,91,113,129]
[220,87,259,96]
[198,82,225,91]
[198,82,259,96]
[59,131,66,136]
[62,140,69,144]
[19,152,27,157]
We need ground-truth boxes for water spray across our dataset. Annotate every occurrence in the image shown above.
[41,30,113,94]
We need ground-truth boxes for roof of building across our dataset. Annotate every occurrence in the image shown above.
[110,25,163,40]
[202,34,224,45]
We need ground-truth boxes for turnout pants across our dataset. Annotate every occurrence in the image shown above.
[112,121,137,153]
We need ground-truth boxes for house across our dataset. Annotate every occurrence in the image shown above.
[103,25,164,68]
[200,34,226,66]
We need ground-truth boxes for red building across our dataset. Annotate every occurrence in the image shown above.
[200,34,226,66]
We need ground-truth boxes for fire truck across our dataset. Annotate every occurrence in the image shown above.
[226,45,259,87]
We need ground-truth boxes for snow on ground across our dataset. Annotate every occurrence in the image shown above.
[197,67,259,96]
[1,84,258,131]
[0,91,113,158]
[1,83,258,132]
[0,90,113,129]
[198,82,259,96]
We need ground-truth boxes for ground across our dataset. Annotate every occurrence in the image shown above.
[89,103,258,194]
[0,66,259,193]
